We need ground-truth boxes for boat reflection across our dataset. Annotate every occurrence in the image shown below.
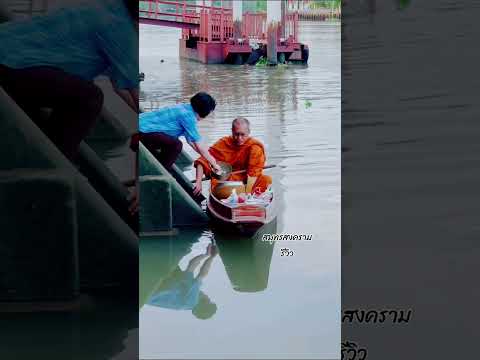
[140,220,278,320]
[214,219,277,293]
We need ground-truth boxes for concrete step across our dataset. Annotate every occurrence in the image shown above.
[0,87,138,290]
[139,143,208,228]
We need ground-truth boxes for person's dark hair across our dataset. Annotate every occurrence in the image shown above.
[123,0,138,22]
[190,92,216,118]
[192,292,217,320]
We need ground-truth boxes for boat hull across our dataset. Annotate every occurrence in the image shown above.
[206,192,276,236]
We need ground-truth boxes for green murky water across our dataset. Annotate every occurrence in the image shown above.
[139,21,341,359]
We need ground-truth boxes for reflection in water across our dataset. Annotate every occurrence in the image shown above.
[139,228,205,309]
[178,60,300,113]
[147,243,218,320]
[214,220,277,293]
[141,222,277,319]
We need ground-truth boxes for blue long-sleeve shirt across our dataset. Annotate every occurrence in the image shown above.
[0,0,138,89]
[139,103,202,143]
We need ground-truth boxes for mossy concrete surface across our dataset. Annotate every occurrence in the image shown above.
[139,143,208,228]
[0,88,138,291]
[139,175,172,233]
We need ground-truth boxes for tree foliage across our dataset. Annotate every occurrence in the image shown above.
[309,0,341,9]
[242,0,267,13]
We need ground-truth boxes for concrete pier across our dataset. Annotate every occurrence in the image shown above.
[266,0,281,65]
[139,143,208,235]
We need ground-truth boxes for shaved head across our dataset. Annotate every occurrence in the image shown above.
[232,117,250,131]
[231,117,251,145]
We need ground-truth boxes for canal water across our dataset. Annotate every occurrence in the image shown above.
[139,21,341,359]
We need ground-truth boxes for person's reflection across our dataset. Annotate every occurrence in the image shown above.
[147,243,218,320]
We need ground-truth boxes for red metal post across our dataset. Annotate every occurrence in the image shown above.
[207,10,212,42]
[220,8,224,42]
[183,0,186,24]
[295,11,299,42]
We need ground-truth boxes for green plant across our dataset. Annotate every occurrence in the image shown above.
[255,56,268,67]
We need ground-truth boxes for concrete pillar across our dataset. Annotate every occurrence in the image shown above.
[232,0,242,40]
[267,0,281,65]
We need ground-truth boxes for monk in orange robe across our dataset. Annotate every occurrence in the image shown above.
[192,117,272,196]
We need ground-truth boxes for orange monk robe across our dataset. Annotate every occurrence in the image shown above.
[194,136,272,192]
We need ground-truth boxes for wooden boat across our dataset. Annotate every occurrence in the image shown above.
[206,185,277,235]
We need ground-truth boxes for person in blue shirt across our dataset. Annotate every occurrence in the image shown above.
[0,0,139,160]
[133,92,221,172]
[147,243,218,320]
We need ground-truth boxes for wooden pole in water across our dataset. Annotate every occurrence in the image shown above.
[267,0,281,65]
[232,0,242,42]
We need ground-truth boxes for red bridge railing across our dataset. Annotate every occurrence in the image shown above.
[140,0,299,44]
[242,12,299,43]
[197,7,233,42]
[139,0,231,25]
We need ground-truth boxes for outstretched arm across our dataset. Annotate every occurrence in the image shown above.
[188,141,220,172]
[186,253,210,273]
[193,164,205,195]
[197,252,217,279]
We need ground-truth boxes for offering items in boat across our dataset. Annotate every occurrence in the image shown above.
[221,186,273,208]
[223,188,239,205]
[212,181,245,199]
[207,184,276,234]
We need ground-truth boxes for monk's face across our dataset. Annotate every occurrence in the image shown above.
[232,123,250,146]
